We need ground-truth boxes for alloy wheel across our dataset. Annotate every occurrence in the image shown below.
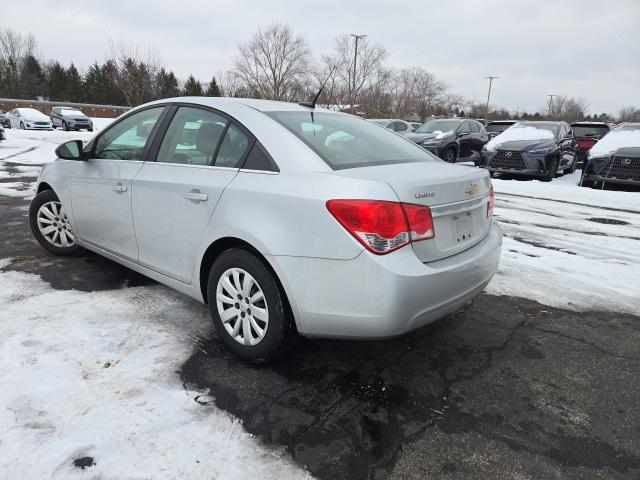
[36,201,75,248]
[216,267,269,346]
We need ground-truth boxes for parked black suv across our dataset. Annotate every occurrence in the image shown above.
[50,107,93,131]
[480,121,578,181]
[580,123,640,188]
[405,118,488,163]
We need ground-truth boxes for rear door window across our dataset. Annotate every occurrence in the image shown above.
[214,124,250,168]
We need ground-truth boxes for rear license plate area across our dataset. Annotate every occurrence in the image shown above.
[454,213,472,243]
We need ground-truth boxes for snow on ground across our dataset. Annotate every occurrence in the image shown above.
[0,127,639,477]
[0,268,309,479]
[488,171,640,314]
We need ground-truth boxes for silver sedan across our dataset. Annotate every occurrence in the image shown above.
[30,98,502,361]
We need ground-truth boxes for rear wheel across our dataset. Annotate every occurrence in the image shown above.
[207,248,295,362]
[29,189,84,255]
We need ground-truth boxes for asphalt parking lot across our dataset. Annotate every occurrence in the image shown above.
[1,176,639,479]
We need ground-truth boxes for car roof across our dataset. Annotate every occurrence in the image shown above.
[152,97,341,114]
[487,120,517,124]
[570,121,608,125]
[520,120,563,125]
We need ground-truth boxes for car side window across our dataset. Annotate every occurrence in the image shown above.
[93,107,164,161]
[214,123,250,168]
[395,122,407,132]
[459,122,470,134]
[156,107,228,166]
[470,121,480,133]
[242,142,278,172]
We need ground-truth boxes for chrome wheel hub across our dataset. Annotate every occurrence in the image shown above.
[216,267,269,346]
[37,201,75,248]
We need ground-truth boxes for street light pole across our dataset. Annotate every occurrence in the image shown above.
[350,33,367,114]
[484,76,498,121]
[547,94,556,119]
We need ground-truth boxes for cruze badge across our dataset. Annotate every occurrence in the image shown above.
[415,191,436,199]
[465,183,479,195]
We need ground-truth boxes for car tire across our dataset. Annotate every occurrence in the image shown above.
[88,128,93,132]
[568,160,577,174]
[29,189,84,256]
[542,156,560,182]
[443,146,458,163]
[63,121,69,131]
[207,248,295,362]
[20,122,25,130]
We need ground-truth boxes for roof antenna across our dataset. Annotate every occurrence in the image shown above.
[299,66,336,109]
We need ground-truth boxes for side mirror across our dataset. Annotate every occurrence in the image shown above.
[563,133,574,140]
[458,131,470,137]
[55,140,84,160]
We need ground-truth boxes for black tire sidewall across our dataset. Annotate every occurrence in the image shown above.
[29,190,84,256]
[444,146,457,163]
[207,248,293,362]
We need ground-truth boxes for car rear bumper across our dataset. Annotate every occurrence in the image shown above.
[269,221,502,338]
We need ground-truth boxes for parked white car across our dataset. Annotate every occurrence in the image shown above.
[369,118,415,136]
[31,97,501,361]
[5,108,54,130]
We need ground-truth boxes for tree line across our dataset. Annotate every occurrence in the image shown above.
[1,25,639,123]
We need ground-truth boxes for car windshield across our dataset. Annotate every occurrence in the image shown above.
[61,109,85,116]
[18,108,42,116]
[519,123,560,137]
[267,111,437,170]
[415,120,459,134]
[486,123,514,133]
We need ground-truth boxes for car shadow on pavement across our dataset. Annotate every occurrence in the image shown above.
[180,294,640,480]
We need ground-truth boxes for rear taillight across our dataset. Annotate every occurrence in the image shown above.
[326,199,434,255]
[487,186,495,217]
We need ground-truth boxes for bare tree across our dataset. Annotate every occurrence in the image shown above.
[219,70,248,98]
[545,95,589,122]
[617,106,640,123]
[387,67,449,119]
[0,28,37,97]
[106,37,162,106]
[324,34,387,111]
[232,23,310,101]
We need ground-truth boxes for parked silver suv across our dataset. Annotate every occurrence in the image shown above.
[30,98,501,361]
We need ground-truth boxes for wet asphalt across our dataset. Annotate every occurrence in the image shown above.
[1,184,639,480]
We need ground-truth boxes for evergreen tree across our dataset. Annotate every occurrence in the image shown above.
[181,75,203,96]
[83,62,106,104]
[205,75,221,97]
[46,62,67,101]
[155,68,180,99]
[101,60,126,105]
[64,63,83,102]
[19,55,46,99]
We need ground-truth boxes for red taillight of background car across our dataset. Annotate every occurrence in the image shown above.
[326,199,434,255]
[487,186,495,218]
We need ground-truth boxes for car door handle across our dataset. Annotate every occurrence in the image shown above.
[111,183,127,193]
[184,191,208,202]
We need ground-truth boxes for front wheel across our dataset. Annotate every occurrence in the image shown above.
[20,122,25,130]
[63,121,69,131]
[542,156,559,182]
[29,189,84,256]
[207,248,295,362]
[443,146,458,163]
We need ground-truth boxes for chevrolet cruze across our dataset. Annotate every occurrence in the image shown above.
[30,98,502,361]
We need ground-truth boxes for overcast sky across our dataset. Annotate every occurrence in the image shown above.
[4,0,639,113]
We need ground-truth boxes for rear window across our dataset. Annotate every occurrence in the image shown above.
[572,124,609,138]
[267,111,437,170]
[486,123,514,133]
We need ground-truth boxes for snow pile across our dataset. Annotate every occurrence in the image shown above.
[487,179,640,314]
[0,268,309,479]
[589,129,640,158]
[485,124,554,152]
[492,171,640,211]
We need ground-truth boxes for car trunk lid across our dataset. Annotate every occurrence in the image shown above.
[336,162,493,262]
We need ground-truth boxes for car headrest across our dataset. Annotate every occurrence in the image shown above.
[196,122,224,158]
